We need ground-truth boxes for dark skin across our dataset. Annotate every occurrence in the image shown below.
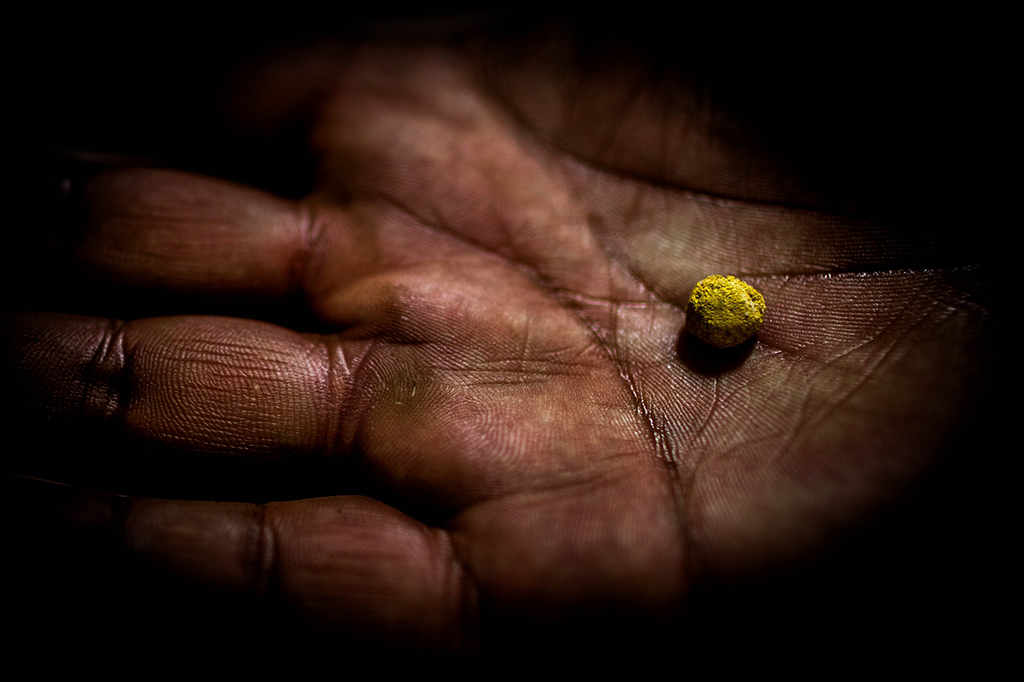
[1,23,991,655]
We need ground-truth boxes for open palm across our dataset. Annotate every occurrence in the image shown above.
[3,32,987,652]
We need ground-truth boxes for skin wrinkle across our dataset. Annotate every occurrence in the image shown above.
[81,317,126,423]
[461,377,549,388]
[251,501,278,596]
[753,330,876,393]
[319,335,340,460]
[772,385,818,467]
[434,524,481,653]
[622,182,648,230]
[114,321,134,429]
[337,337,377,458]
[691,377,719,451]
[816,299,924,367]
[590,296,690,581]
[291,201,322,298]
[437,359,589,378]
[367,194,542,288]
[547,293,668,312]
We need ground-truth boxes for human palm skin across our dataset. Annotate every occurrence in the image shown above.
[3,33,987,652]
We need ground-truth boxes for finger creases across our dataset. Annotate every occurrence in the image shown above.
[2,312,372,459]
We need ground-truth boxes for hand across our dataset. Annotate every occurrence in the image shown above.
[2,23,989,656]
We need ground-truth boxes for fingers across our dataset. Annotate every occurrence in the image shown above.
[76,167,377,305]
[125,495,471,651]
[2,312,372,462]
[7,163,383,323]
[78,168,312,296]
[7,470,685,654]
[10,477,474,652]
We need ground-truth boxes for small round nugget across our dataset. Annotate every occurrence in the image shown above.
[685,275,766,348]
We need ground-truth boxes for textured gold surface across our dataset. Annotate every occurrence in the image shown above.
[685,275,766,348]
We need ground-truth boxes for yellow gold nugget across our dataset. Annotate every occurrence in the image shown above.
[685,275,765,348]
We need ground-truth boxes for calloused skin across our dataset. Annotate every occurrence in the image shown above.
[2,31,987,652]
